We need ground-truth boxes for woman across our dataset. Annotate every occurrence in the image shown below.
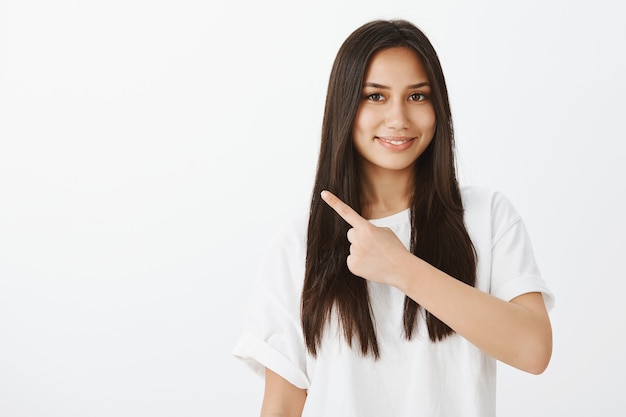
[233,19,554,417]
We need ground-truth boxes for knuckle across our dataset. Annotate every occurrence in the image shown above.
[346,256,356,272]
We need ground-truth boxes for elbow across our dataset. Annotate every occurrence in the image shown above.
[524,350,551,375]
[501,292,554,375]
[519,328,553,375]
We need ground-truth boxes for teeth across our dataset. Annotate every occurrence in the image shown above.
[380,138,409,145]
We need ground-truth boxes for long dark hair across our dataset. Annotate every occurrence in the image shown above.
[301,19,476,358]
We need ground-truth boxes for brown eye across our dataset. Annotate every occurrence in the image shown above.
[409,93,427,101]
[366,93,384,102]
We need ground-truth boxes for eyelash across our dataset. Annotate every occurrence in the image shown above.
[364,93,428,102]
[409,93,427,101]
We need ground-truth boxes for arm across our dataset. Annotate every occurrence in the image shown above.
[321,190,553,374]
[260,368,306,417]
[395,252,552,374]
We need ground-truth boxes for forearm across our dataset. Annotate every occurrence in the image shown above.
[319,190,552,373]
[394,252,552,374]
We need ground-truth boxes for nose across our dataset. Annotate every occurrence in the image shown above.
[385,100,411,130]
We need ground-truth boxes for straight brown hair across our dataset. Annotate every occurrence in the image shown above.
[301,19,476,358]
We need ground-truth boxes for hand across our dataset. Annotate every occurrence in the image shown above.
[320,190,412,287]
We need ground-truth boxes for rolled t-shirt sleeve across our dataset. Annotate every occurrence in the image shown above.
[489,193,555,311]
[232,216,310,389]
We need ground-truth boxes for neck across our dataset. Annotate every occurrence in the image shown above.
[360,166,413,219]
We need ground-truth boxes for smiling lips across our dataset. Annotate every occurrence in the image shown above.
[375,136,416,151]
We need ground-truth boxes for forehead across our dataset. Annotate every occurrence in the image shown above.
[364,47,429,83]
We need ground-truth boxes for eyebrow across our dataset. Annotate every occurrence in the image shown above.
[363,82,431,89]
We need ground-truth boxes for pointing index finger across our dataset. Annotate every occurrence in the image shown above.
[320,190,369,228]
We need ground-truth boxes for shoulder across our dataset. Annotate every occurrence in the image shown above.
[252,209,310,293]
[461,185,515,210]
[460,185,524,240]
[461,185,520,216]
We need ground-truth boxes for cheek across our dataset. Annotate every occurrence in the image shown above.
[353,107,378,133]
[415,107,436,134]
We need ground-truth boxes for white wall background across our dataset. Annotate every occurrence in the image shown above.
[1,0,624,415]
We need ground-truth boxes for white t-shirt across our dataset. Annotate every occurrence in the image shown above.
[233,186,554,417]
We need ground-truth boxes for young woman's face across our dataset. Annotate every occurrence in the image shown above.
[352,47,436,177]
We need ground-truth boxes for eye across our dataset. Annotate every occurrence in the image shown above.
[408,93,427,101]
[365,93,385,102]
